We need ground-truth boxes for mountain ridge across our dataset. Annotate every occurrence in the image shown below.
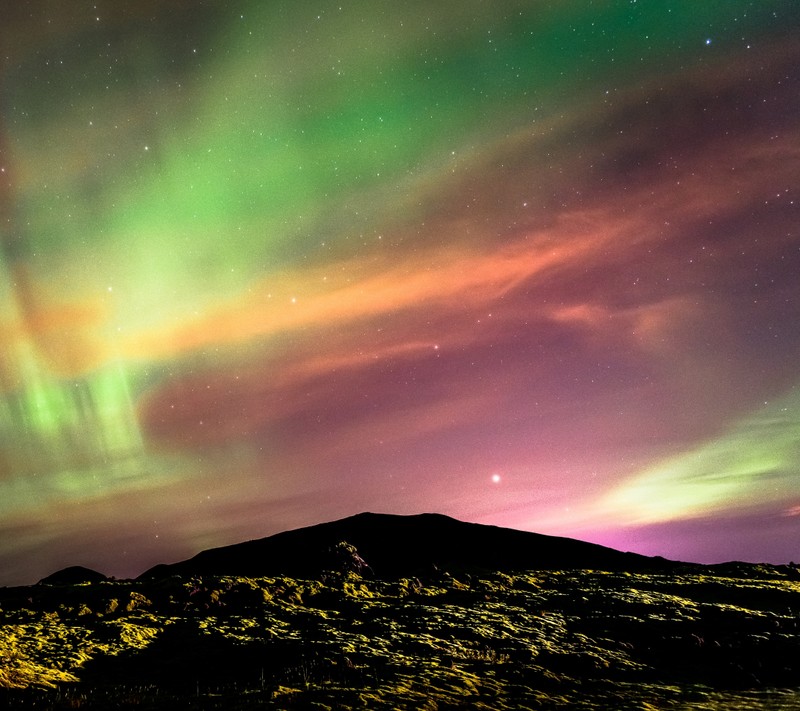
[136,511,681,580]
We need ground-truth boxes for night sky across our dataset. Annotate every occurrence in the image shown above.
[1,1,799,586]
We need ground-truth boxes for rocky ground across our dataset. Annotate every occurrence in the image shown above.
[1,565,799,709]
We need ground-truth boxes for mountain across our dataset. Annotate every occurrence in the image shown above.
[139,512,679,580]
[38,565,108,586]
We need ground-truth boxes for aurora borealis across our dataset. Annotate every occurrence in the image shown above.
[1,1,799,585]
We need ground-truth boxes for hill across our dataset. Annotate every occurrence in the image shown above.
[139,511,678,580]
[38,566,108,586]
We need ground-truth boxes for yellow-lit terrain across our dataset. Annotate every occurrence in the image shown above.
[1,565,799,708]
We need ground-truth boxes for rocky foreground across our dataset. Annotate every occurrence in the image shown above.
[1,562,799,709]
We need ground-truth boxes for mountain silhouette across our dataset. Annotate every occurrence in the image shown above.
[38,565,108,586]
[139,512,679,580]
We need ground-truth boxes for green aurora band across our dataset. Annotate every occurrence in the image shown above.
[1,0,799,583]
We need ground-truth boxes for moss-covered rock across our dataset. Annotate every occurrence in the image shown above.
[1,569,799,708]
